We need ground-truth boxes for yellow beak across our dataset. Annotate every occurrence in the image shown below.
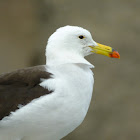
[89,43,120,59]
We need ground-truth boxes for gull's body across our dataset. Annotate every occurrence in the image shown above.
[0,26,120,140]
[0,64,93,140]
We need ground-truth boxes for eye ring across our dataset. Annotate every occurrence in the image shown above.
[79,35,84,39]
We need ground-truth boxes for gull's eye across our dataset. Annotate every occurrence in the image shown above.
[79,35,84,39]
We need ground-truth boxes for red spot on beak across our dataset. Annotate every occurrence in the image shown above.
[109,49,120,59]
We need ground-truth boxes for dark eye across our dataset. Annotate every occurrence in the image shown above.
[79,35,84,39]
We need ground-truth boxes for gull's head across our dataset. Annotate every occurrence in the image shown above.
[46,26,120,66]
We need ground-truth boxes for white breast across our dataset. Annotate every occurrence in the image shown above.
[0,64,94,140]
[38,63,94,140]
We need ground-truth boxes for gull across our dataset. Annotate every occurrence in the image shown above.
[0,26,120,140]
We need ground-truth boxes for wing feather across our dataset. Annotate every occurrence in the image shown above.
[0,65,52,120]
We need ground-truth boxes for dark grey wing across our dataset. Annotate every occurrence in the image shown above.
[0,65,53,120]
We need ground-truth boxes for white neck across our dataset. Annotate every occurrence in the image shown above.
[46,49,94,68]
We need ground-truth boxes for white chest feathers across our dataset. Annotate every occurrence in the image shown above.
[39,63,94,139]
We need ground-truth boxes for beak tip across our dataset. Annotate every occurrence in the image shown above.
[109,50,120,59]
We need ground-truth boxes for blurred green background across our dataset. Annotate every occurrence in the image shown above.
[0,0,140,139]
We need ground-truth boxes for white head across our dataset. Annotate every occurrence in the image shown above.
[46,25,120,67]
